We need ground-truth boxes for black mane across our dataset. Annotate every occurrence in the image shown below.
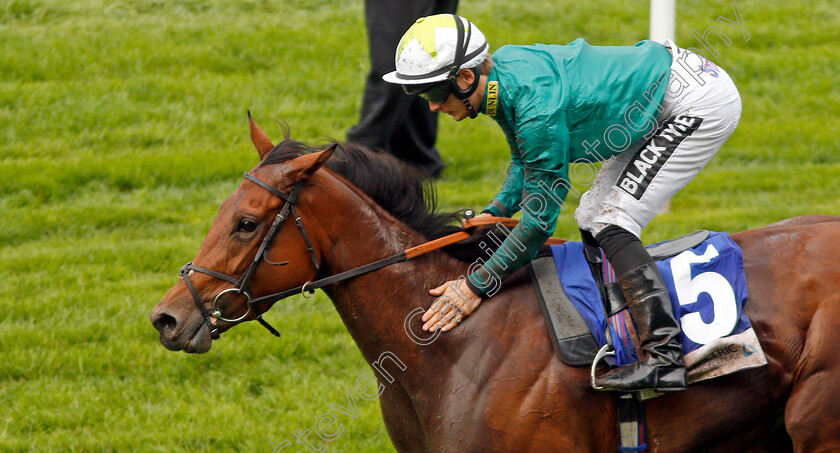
[259,138,465,242]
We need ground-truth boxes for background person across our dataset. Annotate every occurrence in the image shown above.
[383,14,742,392]
[346,0,459,178]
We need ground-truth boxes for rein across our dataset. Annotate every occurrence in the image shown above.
[178,171,517,340]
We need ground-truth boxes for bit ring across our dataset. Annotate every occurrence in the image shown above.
[212,288,253,323]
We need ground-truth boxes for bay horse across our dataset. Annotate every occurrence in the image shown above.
[150,116,840,452]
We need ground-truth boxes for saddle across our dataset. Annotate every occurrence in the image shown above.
[530,230,710,366]
[530,229,767,453]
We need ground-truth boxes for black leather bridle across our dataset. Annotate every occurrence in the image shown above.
[176,170,500,341]
[178,172,320,340]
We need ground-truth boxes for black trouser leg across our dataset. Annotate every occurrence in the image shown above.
[346,0,457,178]
[592,225,686,392]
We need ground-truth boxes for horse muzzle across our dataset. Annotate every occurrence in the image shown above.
[150,295,215,354]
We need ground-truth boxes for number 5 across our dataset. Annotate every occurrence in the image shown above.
[670,245,738,345]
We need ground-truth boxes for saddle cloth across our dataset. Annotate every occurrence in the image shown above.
[532,231,767,385]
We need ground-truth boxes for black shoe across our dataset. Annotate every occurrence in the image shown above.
[594,263,686,392]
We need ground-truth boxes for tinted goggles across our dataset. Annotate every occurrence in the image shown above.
[403,82,452,104]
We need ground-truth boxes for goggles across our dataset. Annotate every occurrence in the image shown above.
[403,82,453,104]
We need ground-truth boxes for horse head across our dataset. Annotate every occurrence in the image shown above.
[149,114,336,353]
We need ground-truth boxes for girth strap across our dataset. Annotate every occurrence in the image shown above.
[618,393,648,452]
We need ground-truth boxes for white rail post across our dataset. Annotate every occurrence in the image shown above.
[650,0,676,44]
[650,0,675,214]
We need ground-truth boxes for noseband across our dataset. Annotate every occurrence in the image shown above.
[178,172,321,339]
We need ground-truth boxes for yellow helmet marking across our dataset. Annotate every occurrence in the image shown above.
[398,14,457,59]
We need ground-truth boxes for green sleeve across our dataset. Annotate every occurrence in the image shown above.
[469,109,571,296]
[484,148,524,217]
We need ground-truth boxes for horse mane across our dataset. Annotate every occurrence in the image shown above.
[259,136,496,262]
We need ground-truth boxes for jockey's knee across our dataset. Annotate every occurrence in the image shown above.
[575,193,598,232]
[590,207,644,238]
[575,210,592,233]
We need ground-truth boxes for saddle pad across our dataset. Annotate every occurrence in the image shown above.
[530,256,599,366]
[547,232,767,384]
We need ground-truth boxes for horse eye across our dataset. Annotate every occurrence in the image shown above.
[237,219,258,233]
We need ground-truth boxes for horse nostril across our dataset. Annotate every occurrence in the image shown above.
[153,312,178,334]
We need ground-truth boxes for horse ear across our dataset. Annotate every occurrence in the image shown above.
[287,144,337,182]
[248,111,274,160]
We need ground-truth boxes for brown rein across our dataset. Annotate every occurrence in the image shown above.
[404,216,521,259]
[247,216,524,309]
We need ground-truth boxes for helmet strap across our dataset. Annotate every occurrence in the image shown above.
[452,66,481,119]
[462,98,478,119]
[449,66,481,100]
[446,15,482,117]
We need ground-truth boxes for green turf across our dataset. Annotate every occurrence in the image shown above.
[1,0,838,451]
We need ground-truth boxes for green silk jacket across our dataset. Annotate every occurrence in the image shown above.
[467,38,672,296]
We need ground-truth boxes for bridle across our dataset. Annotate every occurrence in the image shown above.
[178,172,320,340]
[177,170,520,341]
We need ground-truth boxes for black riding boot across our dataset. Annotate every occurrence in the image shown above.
[592,226,686,392]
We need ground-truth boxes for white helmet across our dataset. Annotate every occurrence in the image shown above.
[382,14,489,86]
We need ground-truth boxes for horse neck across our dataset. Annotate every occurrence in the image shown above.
[302,171,467,379]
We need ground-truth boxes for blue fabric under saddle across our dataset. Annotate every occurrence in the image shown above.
[550,232,751,366]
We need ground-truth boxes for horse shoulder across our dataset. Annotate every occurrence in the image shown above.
[438,272,614,451]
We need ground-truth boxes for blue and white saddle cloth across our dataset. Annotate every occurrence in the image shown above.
[550,232,767,384]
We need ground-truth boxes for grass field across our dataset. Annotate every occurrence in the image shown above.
[1,0,839,451]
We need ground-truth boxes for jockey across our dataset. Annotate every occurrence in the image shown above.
[383,14,741,392]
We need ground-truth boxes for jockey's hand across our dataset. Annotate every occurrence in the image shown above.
[422,278,483,332]
[461,211,492,227]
